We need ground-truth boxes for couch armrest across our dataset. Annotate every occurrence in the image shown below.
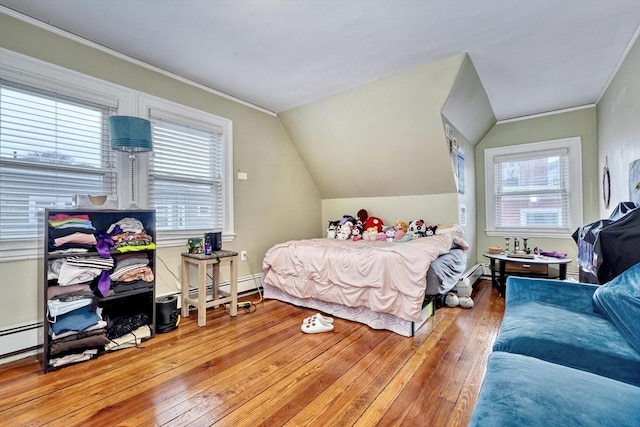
[506,276,599,312]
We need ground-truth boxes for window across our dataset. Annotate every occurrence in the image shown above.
[142,96,234,245]
[484,137,582,237]
[0,79,115,245]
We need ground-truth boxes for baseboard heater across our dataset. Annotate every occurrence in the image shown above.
[0,322,43,364]
[455,263,484,297]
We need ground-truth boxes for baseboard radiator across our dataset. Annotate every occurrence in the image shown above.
[454,264,484,297]
[0,322,43,364]
[0,273,264,365]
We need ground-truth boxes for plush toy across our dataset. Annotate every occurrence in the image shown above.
[408,219,427,238]
[326,220,339,239]
[351,224,363,241]
[363,216,384,233]
[383,226,396,242]
[362,227,378,241]
[394,220,408,233]
[339,215,357,227]
[394,230,413,242]
[336,218,354,240]
[375,232,387,241]
[424,225,438,236]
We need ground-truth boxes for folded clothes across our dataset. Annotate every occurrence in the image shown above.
[533,247,568,258]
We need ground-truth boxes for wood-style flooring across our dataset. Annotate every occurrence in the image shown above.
[0,280,504,426]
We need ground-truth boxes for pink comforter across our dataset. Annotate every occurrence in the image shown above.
[262,235,454,322]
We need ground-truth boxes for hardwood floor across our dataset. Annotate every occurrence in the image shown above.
[0,280,504,426]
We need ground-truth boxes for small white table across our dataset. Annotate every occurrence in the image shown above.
[482,251,572,296]
[181,250,239,326]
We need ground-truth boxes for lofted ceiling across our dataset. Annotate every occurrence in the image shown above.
[1,0,639,120]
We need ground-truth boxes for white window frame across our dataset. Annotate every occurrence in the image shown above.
[138,94,235,246]
[0,48,235,260]
[484,137,583,238]
[0,49,133,261]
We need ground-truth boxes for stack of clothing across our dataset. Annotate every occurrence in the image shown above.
[108,217,156,252]
[47,299,108,368]
[109,253,154,294]
[48,213,97,254]
[49,256,115,297]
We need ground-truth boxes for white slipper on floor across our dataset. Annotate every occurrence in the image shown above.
[303,313,333,325]
[301,318,334,334]
[459,296,474,309]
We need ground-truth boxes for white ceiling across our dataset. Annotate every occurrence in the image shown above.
[1,0,639,120]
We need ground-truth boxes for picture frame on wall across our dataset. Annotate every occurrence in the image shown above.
[457,148,465,194]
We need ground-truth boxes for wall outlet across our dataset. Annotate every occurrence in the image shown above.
[240,250,247,261]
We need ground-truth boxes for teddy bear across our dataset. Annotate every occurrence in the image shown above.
[445,292,474,309]
[326,220,340,239]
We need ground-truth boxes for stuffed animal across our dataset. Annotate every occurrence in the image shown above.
[394,220,408,233]
[408,219,427,238]
[384,226,396,242]
[363,216,384,233]
[351,224,363,241]
[424,225,438,236]
[362,227,378,241]
[326,220,339,239]
[375,232,387,241]
[336,219,353,240]
[394,231,413,242]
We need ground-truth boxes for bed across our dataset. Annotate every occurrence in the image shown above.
[262,233,468,336]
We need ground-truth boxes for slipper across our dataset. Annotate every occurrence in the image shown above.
[459,296,474,309]
[301,318,334,334]
[303,313,333,325]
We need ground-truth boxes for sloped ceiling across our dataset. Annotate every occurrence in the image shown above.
[280,54,487,200]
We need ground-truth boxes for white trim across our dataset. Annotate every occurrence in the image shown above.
[0,6,277,117]
[484,137,583,238]
[496,104,595,124]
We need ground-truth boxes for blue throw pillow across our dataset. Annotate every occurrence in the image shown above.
[593,262,640,354]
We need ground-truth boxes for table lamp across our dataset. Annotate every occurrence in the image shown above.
[109,116,153,208]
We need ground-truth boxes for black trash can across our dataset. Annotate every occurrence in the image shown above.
[156,295,180,333]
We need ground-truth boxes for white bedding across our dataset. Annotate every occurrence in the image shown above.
[262,234,454,323]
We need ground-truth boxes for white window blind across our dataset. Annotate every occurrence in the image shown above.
[485,137,582,237]
[494,149,569,229]
[0,79,116,240]
[149,117,224,233]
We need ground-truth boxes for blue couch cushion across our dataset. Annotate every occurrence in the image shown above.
[469,352,640,427]
[494,301,640,386]
[593,261,640,354]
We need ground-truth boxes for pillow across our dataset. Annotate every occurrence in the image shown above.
[593,262,640,354]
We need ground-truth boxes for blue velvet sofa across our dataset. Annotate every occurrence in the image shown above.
[469,262,640,426]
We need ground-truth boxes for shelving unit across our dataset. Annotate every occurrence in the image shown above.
[42,209,156,373]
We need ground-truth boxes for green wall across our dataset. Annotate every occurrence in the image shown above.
[475,107,599,276]
[0,13,322,333]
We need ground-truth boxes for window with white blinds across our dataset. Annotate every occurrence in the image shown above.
[148,116,224,235]
[485,137,583,237]
[0,79,116,241]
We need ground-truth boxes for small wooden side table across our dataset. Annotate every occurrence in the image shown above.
[181,250,239,326]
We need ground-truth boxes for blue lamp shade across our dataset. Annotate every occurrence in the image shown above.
[109,116,153,152]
